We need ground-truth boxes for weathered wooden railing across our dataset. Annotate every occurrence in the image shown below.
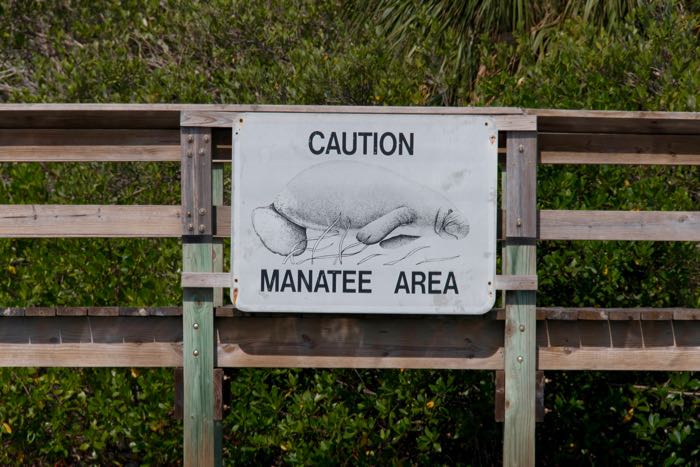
[1,104,699,466]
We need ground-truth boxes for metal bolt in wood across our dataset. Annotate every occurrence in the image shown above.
[193,323,199,329]
[519,324,525,332]
[193,349,199,357]
[518,144,524,153]
[199,208,206,216]
[188,135,193,143]
[198,224,206,233]
[517,355,524,363]
[188,223,194,231]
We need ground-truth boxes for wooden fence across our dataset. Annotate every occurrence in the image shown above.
[1,104,699,466]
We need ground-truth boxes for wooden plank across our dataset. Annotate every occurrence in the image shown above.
[183,241,216,466]
[0,145,179,162]
[538,348,700,371]
[0,205,181,238]
[3,343,699,370]
[182,120,217,465]
[181,128,213,235]
[503,244,537,466]
[531,109,700,135]
[212,162,225,308]
[506,132,537,239]
[0,343,182,366]
[503,128,537,467]
[0,129,178,146]
[539,210,700,241]
[183,272,535,291]
[540,133,700,165]
[181,110,536,131]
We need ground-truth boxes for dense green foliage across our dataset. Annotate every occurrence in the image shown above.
[0,0,698,465]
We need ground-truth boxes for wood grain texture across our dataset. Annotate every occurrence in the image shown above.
[183,241,216,466]
[181,128,212,236]
[181,110,536,131]
[506,132,537,239]
[0,205,181,237]
[182,272,535,290]
[0,145,179,162]
[0,343,182,366]
[540,133,700,165]
[503,244,537,467]
[539,210,700,241]
[532,109,700,135]
[538,348,700,371]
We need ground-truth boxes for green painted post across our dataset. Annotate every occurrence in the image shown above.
[182,127,217,466]
[503,131,537,466]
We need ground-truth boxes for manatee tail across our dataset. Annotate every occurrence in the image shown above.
[251,205,307,256]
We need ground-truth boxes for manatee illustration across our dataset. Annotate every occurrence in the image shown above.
[252,160,469,257]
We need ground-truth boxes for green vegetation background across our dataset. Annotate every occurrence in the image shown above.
[0,0,699,464]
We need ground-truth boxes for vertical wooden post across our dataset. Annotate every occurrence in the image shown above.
[212,155,225,466]
[182,127,216,466]
[503,131,537,466]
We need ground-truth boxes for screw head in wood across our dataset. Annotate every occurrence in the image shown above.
[518,144,524,153]
[519,324,525,332]
[186,211,192,217]
[198,148,205,155]
[203,135,209,142]
[193,350,199,357]
[187,135,193,143]
[193,323,199,329]
[198,208,206,216]
[516,218,522,227]
[517,355,524,363]
[198,224,206,233]
[187,223,194,231]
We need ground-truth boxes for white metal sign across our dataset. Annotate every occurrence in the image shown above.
[232,112,498,314]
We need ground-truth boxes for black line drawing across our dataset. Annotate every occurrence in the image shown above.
[251,161,469,264]
[415,255,462,265]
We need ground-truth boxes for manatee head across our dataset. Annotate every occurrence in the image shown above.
[434,207,469,240]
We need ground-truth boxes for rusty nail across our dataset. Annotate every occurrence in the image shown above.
[193,350,199,357]
[193,323,199,330]
[187,223,194,231]
[519,324,525,332]
[198,224,206,233]
[517,355,524,363]
[518,144,524,153]
[199,208,206,216]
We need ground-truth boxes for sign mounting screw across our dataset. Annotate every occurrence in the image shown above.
[518,144,524,153]
[203,135,209,143]
[193,323,199,330]
[187,223,194,231]
[517,356,524,363]
[199,208,206,216]
[519,324,525,332]
[198,224,206,233]
[193,350,199,357]
[187,135,193,143]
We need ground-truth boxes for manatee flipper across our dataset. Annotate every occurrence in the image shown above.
[356,207,417,245]
[252,205,307,256]
[379,234,420,249]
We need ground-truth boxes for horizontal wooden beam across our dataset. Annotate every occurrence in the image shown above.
[0,145,180,162]
[539,210,700,241]
[181,110,537,131]
[0,315,698,369]
[2,205,698,242]
[539,133,700,165]
[0,205,181,237]
[531,109,700,135]
[0,343,182,366]
[181,272,538,291]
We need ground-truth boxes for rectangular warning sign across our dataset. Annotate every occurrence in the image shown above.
[232,113,498,314]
